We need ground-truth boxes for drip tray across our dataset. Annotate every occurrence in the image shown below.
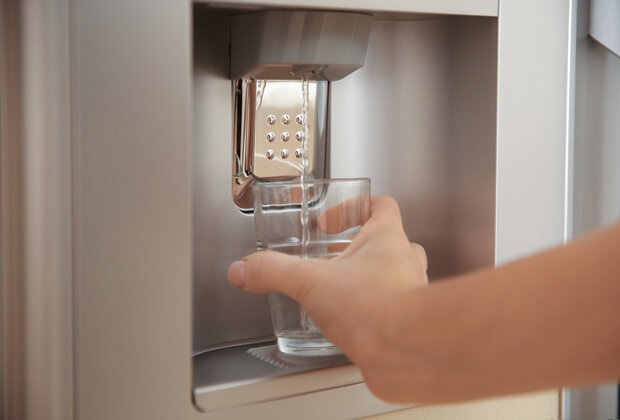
[193,341,363,412]
[247,344,350,369]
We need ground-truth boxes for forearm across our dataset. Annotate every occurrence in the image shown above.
[362,223,620,404]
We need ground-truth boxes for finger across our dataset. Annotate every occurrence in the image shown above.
[365,195,404,232]
[410,242,428,272]
[227,251,323,301]
[317,195,371,234]
[335,195,407,257]
[326,239,353,254]
[316,195,400,234]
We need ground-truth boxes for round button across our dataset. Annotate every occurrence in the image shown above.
[280,149,289,159]
[294,148,303,158]
[280,132,290,142]
[266,115,276,125]
[265,149,275,160]
[295,114,304,125]
[281,114,291,125]
[295,131,304,141]
[266,132,276,142]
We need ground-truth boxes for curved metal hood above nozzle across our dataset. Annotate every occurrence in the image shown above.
[230,11,373,81]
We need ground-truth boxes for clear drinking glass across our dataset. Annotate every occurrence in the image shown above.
[253,178,371,356]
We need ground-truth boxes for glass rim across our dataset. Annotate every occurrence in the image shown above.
[252,177,370,190]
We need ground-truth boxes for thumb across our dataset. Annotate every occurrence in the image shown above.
[227,251,314,300]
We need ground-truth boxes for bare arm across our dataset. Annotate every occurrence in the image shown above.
[228,196,620,404]
[369,222,620,403]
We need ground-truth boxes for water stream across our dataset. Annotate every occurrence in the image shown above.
[299,75,314,331]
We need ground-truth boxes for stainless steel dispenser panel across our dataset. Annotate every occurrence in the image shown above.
[194,3,497,412]
[193,9,274,353]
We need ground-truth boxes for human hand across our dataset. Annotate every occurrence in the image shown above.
[231,198,620,404]
[227,195,428,367]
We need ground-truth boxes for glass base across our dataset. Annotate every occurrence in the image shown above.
[277,336,342,356]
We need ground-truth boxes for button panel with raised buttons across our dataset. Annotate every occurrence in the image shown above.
[253,80,317,178]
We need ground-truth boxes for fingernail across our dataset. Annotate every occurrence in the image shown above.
[228,260,247,288]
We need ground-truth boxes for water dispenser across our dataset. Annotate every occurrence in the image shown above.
[5,0,581,418]
[230,11,372,210]
[193,3,497,414]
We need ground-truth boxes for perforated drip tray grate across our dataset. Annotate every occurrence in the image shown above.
[247,344,350,369]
